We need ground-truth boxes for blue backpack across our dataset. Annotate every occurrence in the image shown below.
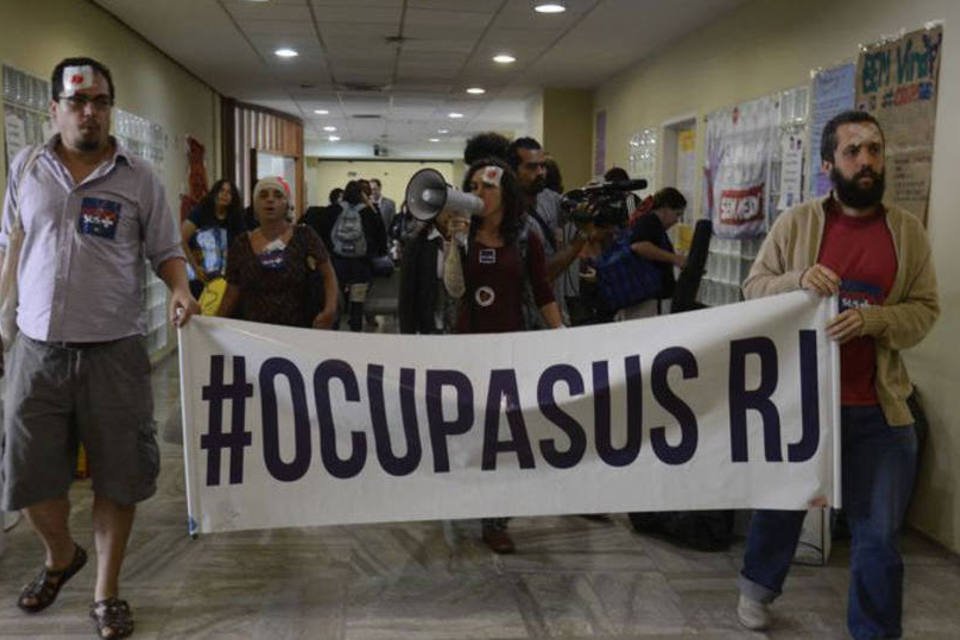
[595,231,663,312]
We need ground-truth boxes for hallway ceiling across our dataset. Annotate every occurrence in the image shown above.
[93,0,745,155]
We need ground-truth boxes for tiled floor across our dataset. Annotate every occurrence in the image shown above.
[1,356,959,639]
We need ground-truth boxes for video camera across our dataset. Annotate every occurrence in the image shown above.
[560,178,647,228]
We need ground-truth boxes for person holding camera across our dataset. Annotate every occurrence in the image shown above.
[617,187,687,320]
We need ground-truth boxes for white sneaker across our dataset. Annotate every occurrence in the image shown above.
[737,593,771,631]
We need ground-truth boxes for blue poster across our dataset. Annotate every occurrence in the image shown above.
[809,64,856,198]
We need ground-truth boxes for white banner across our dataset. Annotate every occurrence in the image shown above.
[178,291,840,535]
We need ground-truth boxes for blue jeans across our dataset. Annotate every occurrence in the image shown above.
[739,405,918,639]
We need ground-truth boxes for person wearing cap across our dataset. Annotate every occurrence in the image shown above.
[218,176,338,329]
[0,57,198,639]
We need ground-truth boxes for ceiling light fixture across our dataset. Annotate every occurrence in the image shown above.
[448,112,464,119]
[328,135,341,142]
[323,126,337,132]
[493,53,516,64]
[274,48,299,58]
[466,87,486,95]
[429,138,440,143]
[313,109,329,115]
[437,129,450,134]
[534,1,566,14]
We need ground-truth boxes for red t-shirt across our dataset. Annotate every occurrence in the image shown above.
[456,232,554,334]
[817,197,897,405]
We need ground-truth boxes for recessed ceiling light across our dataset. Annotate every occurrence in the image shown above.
[437,129,450,134]
[328,135,341,142]
[429,138,440,143]
[534,1,566,13]
[323,125,337,132]
[493,53,516,64]
[466,87,486,95]
[314,109,329,115]
[448,112,464,119]
[274,48,299,58]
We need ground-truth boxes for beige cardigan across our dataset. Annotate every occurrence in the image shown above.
[742,196,939,426]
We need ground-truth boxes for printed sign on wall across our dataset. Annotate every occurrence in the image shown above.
[856,26,943,224]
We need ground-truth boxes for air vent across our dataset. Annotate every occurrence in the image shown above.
[352,114,382,119]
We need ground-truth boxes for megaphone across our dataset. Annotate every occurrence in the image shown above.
[405,168,483,222]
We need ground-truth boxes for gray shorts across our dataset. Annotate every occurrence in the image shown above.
[1,334,159,510]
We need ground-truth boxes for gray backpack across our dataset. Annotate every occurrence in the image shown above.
[331,202,367,258]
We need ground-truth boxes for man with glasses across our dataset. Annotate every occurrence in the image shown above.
[1,57,198,639]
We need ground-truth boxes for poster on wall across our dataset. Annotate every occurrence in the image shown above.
[856,25,942,224]
[777,134,804,210]
[703,96,778,238]
[809,63,856,199]
[676,128,697,206]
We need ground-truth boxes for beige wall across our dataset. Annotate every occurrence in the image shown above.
[305,158,455,208]
[525,92,544,144]
[0,0,220,207]
[596,0,959,552]
[542,88,593,190]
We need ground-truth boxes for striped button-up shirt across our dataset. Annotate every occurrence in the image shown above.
[0,136,184,342]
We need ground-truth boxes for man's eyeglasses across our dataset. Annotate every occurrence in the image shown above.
[59,94,113,112]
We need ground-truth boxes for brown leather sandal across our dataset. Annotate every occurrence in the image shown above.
[90,597,135,639]
[17,543,88,612]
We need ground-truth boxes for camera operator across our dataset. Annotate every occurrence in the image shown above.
[604,166,642,215]
[618,187,687,320]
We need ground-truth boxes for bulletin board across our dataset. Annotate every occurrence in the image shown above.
[808,63,856,199]
[703,95,779,239]
[856,25,942,224]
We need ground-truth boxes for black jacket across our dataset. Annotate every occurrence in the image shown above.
[398,229,445,334]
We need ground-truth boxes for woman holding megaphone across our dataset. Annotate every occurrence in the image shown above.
[443,157,562,553]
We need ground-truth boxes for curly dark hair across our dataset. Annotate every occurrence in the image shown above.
[464,132,511,166]
[193,179,245,233]
[463,157,524,245]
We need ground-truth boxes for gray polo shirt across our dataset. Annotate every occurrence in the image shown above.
[0,136,184,342]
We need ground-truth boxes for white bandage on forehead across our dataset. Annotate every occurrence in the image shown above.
[62,65,96,97]
[480,165,503,187]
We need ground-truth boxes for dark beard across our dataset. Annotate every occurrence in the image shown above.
[525,177,545,196]
[77,139,101,152]
[831,166,885,209]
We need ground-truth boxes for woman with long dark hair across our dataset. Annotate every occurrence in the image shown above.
[181,179,246,299]
[444,157,561,554]
[449,157,562,334]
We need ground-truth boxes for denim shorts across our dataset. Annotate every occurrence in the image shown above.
[1,334,158,510]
